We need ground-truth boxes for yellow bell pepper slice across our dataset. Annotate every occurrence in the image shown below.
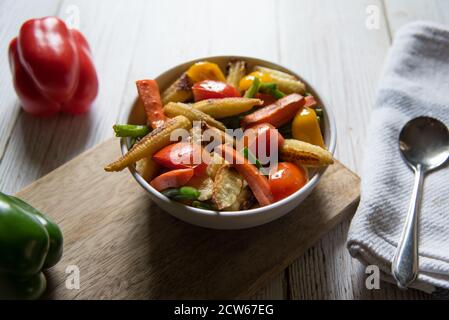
[186,61,226,83]
[292,107,325,148]
[239,71,273,91]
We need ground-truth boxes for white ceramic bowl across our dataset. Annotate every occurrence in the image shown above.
[122,56,336,230]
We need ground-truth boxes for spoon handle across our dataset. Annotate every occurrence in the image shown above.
[392,164,424,289]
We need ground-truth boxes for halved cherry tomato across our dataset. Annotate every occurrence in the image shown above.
[150,168,195,191]
[192,80,240,101]
[269,162,308,202]
[255,93,277,106]
[242,123,285,159]
[152,142,210,176]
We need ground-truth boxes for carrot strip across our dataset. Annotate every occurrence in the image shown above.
[241,93,305,128]
[215,145,273,207]
[136,79,167,129]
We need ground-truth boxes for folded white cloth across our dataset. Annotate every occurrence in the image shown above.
[347,21,449,296]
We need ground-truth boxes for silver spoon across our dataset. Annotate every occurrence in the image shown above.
[392,116,449,289]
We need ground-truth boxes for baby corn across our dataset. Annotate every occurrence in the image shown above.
[162,73,193,105]
[104,115,191,172]
[254,66,306,94]
[226,60,247,92]
[164,102,226,131]
[280,139,334,167]
[193,98,262,119]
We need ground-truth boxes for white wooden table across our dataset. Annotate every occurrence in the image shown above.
[1,0,447,299]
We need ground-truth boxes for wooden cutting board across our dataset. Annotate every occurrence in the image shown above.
[15,138,360,299]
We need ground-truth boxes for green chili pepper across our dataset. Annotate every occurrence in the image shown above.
[179,186,200,199]
[244,77,261,98]
[162,187,200,201]
[259,83,285,99]
[243,147,262,169]
[0,193,63,299]
[192,201,216,211]
[113,124,150,138]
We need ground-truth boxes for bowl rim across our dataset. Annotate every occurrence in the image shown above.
[121,55,337,218]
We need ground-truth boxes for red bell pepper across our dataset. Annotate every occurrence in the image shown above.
[8,17,98,116]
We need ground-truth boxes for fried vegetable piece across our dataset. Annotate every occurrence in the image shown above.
[241,94,305,128]
[136,158,159,182]
[215,145,274,207]
[212,165,244,210]
[193,98,262,119]
[280,139,334,167]
[136,80,167,129]
[224,186,256,211]
[226,60,247,93]
[164,102,226,131]
[162,73,193,105]
[187,176,214,201]
[292,107,324,148]
[150,168,194,192]
[104,115,192,172]
[206,153,226,179]
[187,61,226,83]
[254,66,306,94]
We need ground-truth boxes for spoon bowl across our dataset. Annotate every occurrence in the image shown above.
[399,117,449,171]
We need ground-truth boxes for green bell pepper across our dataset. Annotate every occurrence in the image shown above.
[0,192,63,299]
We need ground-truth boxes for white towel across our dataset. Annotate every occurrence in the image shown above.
[347,21,449,296]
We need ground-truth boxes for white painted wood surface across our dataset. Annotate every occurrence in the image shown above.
[0,0,447,299]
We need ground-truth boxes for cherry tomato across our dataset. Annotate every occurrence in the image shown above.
[152,142,210,176]
[242,123,285,159]
[192,80,240,101]
[268,162,308,202]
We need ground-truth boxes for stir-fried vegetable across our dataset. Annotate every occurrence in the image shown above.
[292,107,325,148]
[243,77,261,99]
[254,66,306,94]
[268,162,308,201]
[136,79,166,129]
[259,83,285,100]
[162,73,193,104]
[164,102,226,131]
[212,165,244,210]
[161,186,201,200]
[150,168,195,192]
[192,80,240,101]
[226,60,247,93]
[239,71,273,91]
[187,61,226,83]
[216,144,274,207]
[193,97,262,119]
[280,139,333,167]
[104,115,191,172]
[241,94,305,128]
[113,124,150,138]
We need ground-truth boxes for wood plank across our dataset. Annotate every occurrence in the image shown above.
[385,0,449,34]
[0,0,60,159]
[13,138,360,299]
[0,0,145,194]
[277,0,397,300]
